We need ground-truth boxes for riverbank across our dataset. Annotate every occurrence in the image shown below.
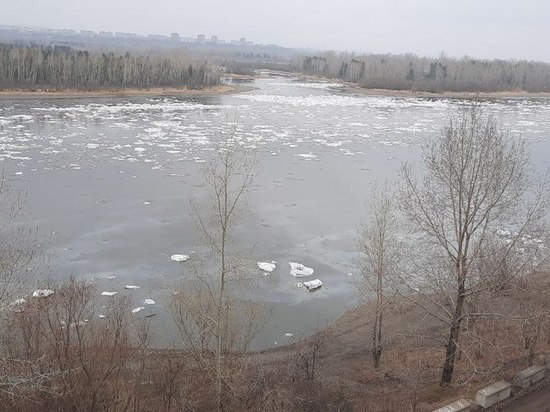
[257,70,550,99]
[342,84,550,99]
[242,272,550,411]
[0,84,256,99]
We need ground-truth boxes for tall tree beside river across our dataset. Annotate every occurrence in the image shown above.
[399,104,549,385]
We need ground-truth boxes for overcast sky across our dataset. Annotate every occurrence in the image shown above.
[2,0,549,61]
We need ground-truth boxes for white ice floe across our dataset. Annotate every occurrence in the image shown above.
[497,229,512,237]
[302,279,323,290]
[257,261,276,273]
[67,320,89,328]
[10,298,26,306]
[171,254,189,262]
[32,289,55,298]
[101,291,118,297]
[144,299,156,305]
[284,333,294,338]
[295,153,317,160]
[289,262,314,277]
[132,307,145,314]
[125,285,140,289]
[98,314,106,319]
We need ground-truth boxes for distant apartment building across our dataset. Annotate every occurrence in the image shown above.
[115,32,138,39]
[147,34,170,42]
[171,32,181,42]
[55,29,76,35]
[231,37,254,46]
[197,34,206,43]
[98,31,113,37]
[210,35,218,44]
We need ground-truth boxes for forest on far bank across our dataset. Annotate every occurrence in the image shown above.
[0,43,220,90]
[294,52,550,93]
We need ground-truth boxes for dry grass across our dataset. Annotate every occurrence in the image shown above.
[2,274,550,411]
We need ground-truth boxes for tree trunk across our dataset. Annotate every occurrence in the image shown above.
[440,282,466,386]
[373,309,382,368]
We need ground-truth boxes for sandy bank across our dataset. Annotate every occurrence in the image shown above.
[0,84,256,99]
[341,84,550,99]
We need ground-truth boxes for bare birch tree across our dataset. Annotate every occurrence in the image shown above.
[358,184,399,368]
[399,104,548,385]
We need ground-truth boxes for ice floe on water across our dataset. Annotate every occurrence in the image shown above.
[302,279,323,290]
[11,298,26,305]
[101,291,117,297]
[0,78,548,181]
[60,320,89,328]
[257,261,276,272]
[495,228,546,250]
[289,262,314,277]
[269,81,344,91]
[125,285,140,289]
[295,153,317,160]
[132,307,145,314]
[144,299,155,305]
[32,289,54,298]
[171,254,189,262]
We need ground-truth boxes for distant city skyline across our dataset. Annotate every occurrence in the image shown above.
[2,0,550,61]
[0,24,247,43]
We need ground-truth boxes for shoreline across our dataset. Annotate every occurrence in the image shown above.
[340,84,550,99]
[258,70,550,99]
[0,84,256,99]
[2,73,549,100]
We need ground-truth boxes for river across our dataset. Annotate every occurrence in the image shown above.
[1,74,550,348]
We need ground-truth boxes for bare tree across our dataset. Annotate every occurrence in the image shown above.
[358,183,399,368]
[0,175,39,308]
[296,51,550,93]
[170,128,266,410]
[296,330,327,381]
[399,104,548,385]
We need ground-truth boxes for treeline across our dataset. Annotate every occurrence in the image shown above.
[0,43,221,89]
[296,52,550,93]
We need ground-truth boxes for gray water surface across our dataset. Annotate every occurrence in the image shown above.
[1,76,550,348]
